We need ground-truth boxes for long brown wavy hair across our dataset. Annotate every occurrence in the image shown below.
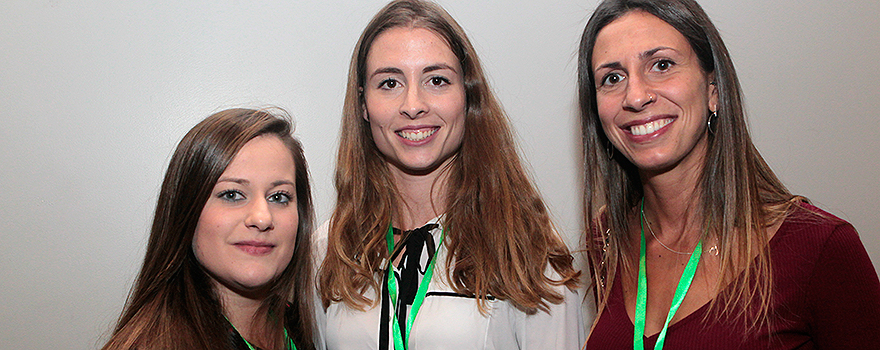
[102,108,316,350]
[319,0,579,314]
[578,0,803,333]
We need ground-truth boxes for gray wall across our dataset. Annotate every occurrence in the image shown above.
[1,0,878,348]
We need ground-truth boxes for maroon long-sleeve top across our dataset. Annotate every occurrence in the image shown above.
[586,203,880,349]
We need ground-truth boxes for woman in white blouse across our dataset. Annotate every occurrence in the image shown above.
[315,0,582,349]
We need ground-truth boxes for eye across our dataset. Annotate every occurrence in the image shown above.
[378,78,400,90]
[267,191,293,205]
[217,190,245,202]
[428,76,450,87]
[652,59,674,72]
[600,72,625,88]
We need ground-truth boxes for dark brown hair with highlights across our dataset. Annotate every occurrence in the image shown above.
[103,108,315,350]
[578,0,801,333]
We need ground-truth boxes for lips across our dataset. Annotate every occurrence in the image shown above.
[624,116,674,136]
[396,127,439,142]
[233,241,276,256]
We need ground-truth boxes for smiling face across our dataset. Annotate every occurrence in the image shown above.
[363,26,466,176]
[192,135,298,297]
[592,10,717,174]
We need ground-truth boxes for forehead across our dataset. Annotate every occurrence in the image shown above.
[592,10,693,67]
[223,135,296,178]
[366,26,459,70]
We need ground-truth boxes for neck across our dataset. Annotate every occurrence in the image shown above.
[640,160,704,245]
[388,160,451,230]
[216,283,266,346]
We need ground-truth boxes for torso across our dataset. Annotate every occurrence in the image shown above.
[314,219,584,350]
[620,213,784,336]
[620,229,722,337]
[586,203,880,349]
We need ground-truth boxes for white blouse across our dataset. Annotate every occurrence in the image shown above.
[312,218,585,350]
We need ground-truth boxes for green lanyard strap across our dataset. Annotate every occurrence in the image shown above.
[634,200,702,350]
[385,223,445,350]
[226,316,297,350]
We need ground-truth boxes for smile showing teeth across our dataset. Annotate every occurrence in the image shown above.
[630,118,672,136]
[397,128,438,141]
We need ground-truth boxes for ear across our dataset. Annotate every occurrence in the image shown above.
[360,87,370,122]
[707,73,719,113]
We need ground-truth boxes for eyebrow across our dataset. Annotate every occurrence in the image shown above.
[216,178,295,188]
[594,46,675,71]
[642,46,673,59]
[217,177,249,185]
[369,63,458,79]
[423,63,457,74]
[370,67,404,79]
[271,180,296,188]
[595,61,623,71]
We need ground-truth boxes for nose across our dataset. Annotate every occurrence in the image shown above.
[622,73,655,111]
[245,199,274,232]
[399,86,428,119]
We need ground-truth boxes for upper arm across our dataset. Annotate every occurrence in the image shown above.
[514,283,585,350]
[807,223,880,348]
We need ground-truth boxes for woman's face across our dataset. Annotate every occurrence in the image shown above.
[363,26,466,175]
[592,10,717,174]
[192,135,299,296]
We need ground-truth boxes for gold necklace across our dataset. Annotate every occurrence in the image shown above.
[641,204,719,256]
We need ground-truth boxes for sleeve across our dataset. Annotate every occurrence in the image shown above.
[807,222,880,348]
[513,275,586,350]
[311,220,331,350]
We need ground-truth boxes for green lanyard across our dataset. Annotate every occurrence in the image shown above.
[384,223,445,350]
[226,316,297,350]
[634,200,702,350]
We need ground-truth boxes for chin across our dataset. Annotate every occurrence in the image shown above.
[627,154,678,173]
[391,157,447,174]
[233,270,283,290]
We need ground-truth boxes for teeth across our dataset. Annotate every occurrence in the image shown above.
[398,128,437,141]
[631,118,672,136]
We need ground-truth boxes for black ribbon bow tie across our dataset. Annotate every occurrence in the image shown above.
[391,223,438,305]
[388,223,438,339]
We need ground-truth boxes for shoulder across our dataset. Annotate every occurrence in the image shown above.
[776,205,880,346]
[785,202,870,261]
[772,202,874,281]
[311,219,331,273]
[774,202,856,245]
[313,219,330,244]
[770,203,857,271]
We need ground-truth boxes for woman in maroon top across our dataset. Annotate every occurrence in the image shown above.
[577,0,880,348]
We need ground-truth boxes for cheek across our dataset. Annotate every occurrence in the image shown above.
[595,95,619,132]
[190,206,226,262]
[363,101,390,142]
[276,211,300,267]
[276,208,300,242]
[437,95,467,149]
[191,226,215,270]
[434,90,467,123]
[675,76,712,112]
[693,85,711,110]
[364,93,393,123]
[444,105,466,127]
[365,106,395,139]
[283,213,299,242]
